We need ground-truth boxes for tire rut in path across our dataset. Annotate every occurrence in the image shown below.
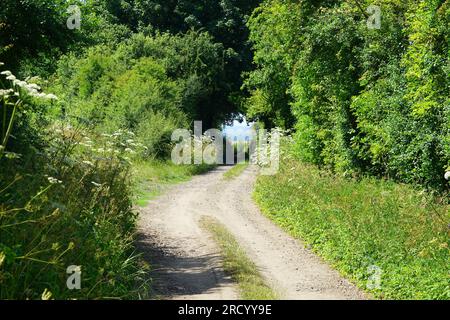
[137,166,366,300]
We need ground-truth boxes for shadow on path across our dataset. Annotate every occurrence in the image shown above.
[137,232,234,299]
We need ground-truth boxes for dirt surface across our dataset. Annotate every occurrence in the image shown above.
[138,166,367,300]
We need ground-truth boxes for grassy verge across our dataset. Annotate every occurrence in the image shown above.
[223,163,249,180]
[132,160,214,207]
[254,158,449,300]
[0,127,148,299]
[200,216,278,300]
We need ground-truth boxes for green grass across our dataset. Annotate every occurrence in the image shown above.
[223,163,249,180]
[254,157,450,300]
[200,216,278,300]
[132,160,215,207]
[0,128,149,299]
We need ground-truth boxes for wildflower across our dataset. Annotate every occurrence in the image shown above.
[45,94,58,100]
[79,142,92,148]
[84,140,93,145]
[445,172,450,181]
[0,62,4,66]
[82,160,94,167]
[6,75,16,81]
[14,80,27,88]
[1,70,12,76]
[48,177,62,184]
[27,83,41,91]
[0,89,13,96]
[34,92,47,99]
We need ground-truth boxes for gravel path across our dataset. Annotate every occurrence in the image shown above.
[137,166,366,300]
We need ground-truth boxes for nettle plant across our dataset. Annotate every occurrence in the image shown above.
[0,62,57,158]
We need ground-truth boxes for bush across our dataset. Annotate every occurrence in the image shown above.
[0,68,147,299]
[137,110,187,159]
[245,0,450,192]
[50,30,244,163]
[0,123,148,299]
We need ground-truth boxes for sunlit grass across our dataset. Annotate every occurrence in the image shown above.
[200,216,278,300]
[132,160,215,206]
[223,163,249,180]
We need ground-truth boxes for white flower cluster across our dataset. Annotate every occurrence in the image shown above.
[0,88,14,98]
[76,129,146,167]
[445,171,450,181]
[250,128,283,167]
[0,67,58,101]
[108,129,145,153]
[47,176,63,184]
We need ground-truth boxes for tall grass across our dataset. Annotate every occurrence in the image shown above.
[0,69,149,299]
[254,146,449,300]
[0,66,221,299]
[0,122,150,299]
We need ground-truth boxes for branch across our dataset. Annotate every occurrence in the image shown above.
[352,0,369,18]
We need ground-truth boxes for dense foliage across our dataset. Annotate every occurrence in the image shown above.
[1,0,449,300]
[0,70,147,299]
[247,0,450,299]
[0,0,259,299]
[245,0,450,191]
[0,0,260,124]
[52,30,233,139]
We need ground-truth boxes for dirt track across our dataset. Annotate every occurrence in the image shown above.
[137,166,366,300]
